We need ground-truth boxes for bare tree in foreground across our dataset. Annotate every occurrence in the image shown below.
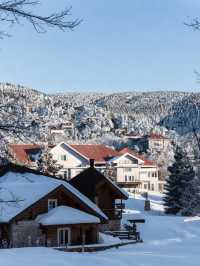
[185,18,200,31]
[0,0,81,38]
[0,1,81,162]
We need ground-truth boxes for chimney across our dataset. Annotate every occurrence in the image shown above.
[90,159,95,168]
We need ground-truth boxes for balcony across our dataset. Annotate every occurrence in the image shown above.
[102,208,122,220]
[115,202,125,210]
[117,181,142,188]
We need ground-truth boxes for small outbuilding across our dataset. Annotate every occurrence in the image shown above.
[69,160,128,230]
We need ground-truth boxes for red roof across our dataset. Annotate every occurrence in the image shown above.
[70,144,120,163]
[9,144,42,164]
[148,134,168,140]
[119,147,155,166]
[10,144,120,165]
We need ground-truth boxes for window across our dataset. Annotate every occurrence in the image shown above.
[124,168,132,172]
[63,169,71,180]
[63,171,68,180]
[151,184,154,191]
[125,175,128,182]
[61,155,67,161]
[48,199,57,211]
[154,142,160,147]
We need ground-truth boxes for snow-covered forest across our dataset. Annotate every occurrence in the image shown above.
[1,82,200,147]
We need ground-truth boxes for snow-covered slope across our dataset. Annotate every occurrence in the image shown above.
[1,192,200,266]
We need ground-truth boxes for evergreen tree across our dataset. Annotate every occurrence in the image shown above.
[164,146,198,215]
[181,177,200,216]
[37,146,62,176]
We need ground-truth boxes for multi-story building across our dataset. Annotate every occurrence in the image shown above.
[147,134,170,152]
[9,143,164,193]
[124,133,170,153]
[108,148,164,193]
[50,143,119,179]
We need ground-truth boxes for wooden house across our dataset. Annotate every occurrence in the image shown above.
[69,160,129,231]
[0,164,107,248]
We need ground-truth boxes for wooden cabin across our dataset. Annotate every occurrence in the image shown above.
[69,160,128,230]
[0,164,107,248]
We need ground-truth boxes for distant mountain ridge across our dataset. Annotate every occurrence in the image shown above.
[0,82,200,144]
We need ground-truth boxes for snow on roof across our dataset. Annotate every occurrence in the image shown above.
[36,206,100,225]
[0,171,108,222]
[0,182,59,223]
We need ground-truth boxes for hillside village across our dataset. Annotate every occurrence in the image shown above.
[1,83,198,189]
[0,83,200,265]
[1,0,200,265]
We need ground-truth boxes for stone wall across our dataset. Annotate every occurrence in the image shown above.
[11,221,45,248]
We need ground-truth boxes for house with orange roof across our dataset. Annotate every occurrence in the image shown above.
[124,132,170,153]
[49,142,120,179]
[9,143,163,193]
[147,134,170,152]
[9,142,120,180]
[108,147,164,193]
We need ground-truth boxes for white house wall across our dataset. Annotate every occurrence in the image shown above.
[50,143,88,169]
[50,143,163,193]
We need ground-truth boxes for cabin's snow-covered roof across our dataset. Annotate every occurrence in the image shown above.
[0,171,108,222]
[36,206,100,225]
[0,182,58,223]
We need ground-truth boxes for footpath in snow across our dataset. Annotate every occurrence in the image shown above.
[1,192,200,266]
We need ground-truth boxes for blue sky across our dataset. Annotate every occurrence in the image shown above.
[0,0,200,93]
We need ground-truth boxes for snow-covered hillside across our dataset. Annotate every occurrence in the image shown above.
[1,82,200,147]
[1,193,200,266]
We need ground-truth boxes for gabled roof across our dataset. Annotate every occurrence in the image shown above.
[9,144,42,164]
[36,206,100,225]
[69,166,128,200]
[0,164,108,223]
[10,143,120,165]
[119,148,156,166]
[0,181,60,223]
[69,144,120,163]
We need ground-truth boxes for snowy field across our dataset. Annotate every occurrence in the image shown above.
[1,193,200,266]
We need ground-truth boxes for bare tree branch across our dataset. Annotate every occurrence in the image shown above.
[0,0,81,37]
[184,18,200,31]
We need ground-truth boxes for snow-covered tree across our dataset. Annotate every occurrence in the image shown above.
[163,146,197,215]
[36,146,62,176]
